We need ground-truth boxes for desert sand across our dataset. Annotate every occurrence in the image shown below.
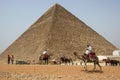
[0,64,120,80]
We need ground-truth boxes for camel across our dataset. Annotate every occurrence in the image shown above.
[39,54,50,65]
[60,56,73,65]
[73,52,102,71]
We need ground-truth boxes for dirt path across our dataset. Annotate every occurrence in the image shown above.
[0,64,120,80]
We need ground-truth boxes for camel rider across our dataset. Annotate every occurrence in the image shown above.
[42,50,49,59]
[87,45,92,53]
[42,50,47,54]
[85,45,93,59]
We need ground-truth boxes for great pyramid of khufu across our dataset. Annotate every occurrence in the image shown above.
[0,4,117,63]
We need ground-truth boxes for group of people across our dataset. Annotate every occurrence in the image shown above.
[8,55,14,64]
[41,44,94,60]
[6,44,94,65]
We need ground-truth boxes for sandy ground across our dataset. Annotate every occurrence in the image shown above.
[0,64,120,80]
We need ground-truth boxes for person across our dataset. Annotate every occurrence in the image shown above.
[87,44,93,54]
[8,55,11,64]
[85,44,93,59]
[11,55,14,64]
[42,50,47,54]
[42,50,49,64]
[61,54,66,60]
[42,50,49,58]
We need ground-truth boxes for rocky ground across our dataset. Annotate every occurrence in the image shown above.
[0,64,119,80]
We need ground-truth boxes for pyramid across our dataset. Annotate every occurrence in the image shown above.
[0,4,117,63]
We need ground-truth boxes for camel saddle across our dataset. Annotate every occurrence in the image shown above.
[84,52,96,60]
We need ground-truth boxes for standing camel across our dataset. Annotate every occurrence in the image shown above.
[73,52,102,71]
[39,54,50,65]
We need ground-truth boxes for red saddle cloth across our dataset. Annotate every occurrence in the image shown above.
[90,52,95,59]
[43,54,49,59]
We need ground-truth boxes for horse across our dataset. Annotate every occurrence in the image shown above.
[103,59,120,66]
[39,53,50,65]
[103,58,111,66]
[81,52,102,71]
[60,56,73,65]
[110,60,120,66]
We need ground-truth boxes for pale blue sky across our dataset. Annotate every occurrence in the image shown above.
[0,0,120,54]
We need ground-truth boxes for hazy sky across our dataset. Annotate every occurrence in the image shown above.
[0,0,120,54]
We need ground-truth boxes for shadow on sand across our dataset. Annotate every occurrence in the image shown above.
[81,70,103,73]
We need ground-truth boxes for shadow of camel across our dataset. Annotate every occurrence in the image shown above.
[81,70,104,73]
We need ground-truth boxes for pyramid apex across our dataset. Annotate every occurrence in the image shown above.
[53,3,61,7]
[31,3,66,26]
[51,3,63,9]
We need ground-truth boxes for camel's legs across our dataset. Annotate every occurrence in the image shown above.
[93,62,96,71]
[97,63,102,71]
[95,60,102,71]
[84,60,87,71]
